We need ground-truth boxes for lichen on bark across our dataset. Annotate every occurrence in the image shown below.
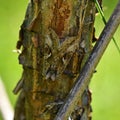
[14,0,96,120]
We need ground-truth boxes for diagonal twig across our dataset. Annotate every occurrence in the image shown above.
[54,1,120,119]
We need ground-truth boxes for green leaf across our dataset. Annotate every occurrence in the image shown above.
[94,0,120,54]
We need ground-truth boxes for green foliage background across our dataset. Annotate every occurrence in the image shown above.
[0,0,120,120]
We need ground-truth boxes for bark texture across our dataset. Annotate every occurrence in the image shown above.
[14,0,96,120]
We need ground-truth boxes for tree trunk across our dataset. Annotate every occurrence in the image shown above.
[14,0,96,120]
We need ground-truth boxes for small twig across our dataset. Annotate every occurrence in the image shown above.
[13,78,23,94]
[54,1,120,120]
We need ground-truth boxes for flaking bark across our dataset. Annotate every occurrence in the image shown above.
[55,1,120,119]
[14,0,96,120]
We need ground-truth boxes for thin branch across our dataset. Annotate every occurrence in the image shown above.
[54,1,120,120]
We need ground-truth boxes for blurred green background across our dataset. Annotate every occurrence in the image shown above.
[0,0,120,120]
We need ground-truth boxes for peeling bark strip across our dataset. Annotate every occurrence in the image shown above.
[14,0,96,120]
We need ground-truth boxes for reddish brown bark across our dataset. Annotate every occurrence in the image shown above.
[14,0,96,120]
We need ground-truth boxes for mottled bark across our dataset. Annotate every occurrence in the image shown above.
[55,1,120,119]
[14,0,96,120]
